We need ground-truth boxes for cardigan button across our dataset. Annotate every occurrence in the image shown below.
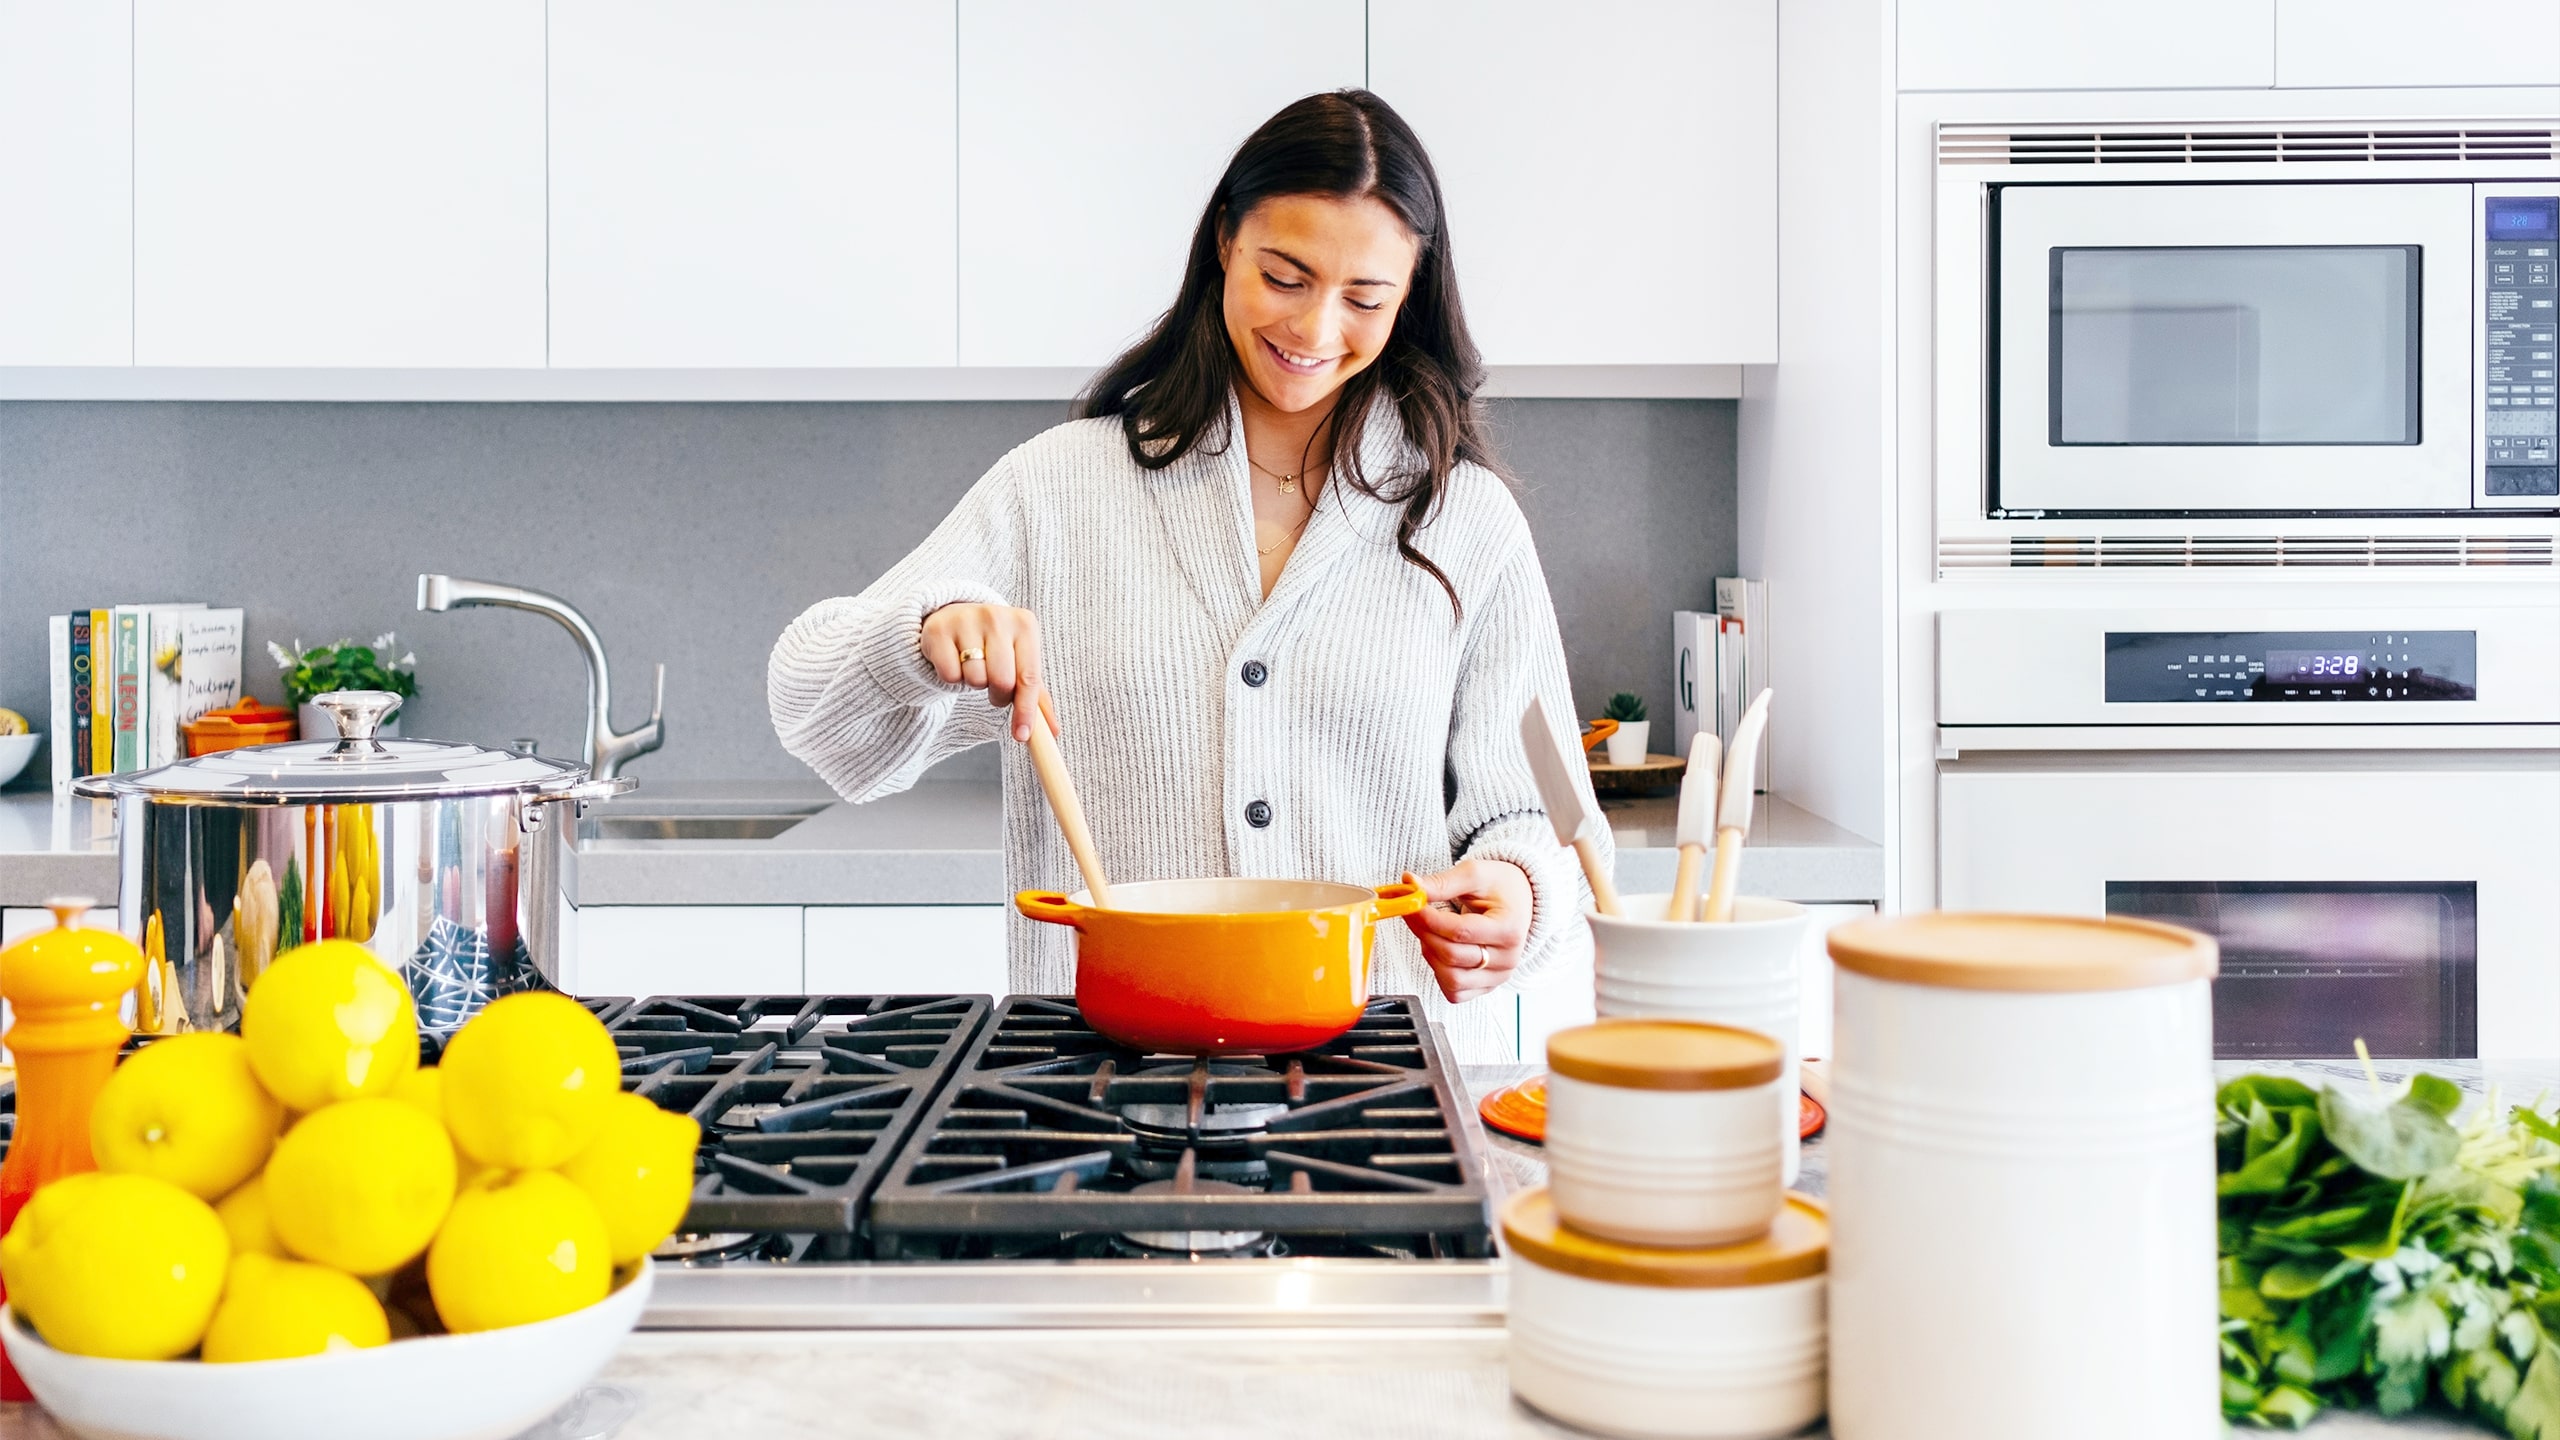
[1244,799,1273,829]
[1241,660,1268,688]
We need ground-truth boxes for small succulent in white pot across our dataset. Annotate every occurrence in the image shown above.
[270,634,418,741]
[1601,692,1650,765]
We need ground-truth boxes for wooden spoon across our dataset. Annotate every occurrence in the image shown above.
[1521,695,1620,916]
[1019,691,1112,907]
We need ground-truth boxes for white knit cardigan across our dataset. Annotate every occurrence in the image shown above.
[767,390,1610,1062]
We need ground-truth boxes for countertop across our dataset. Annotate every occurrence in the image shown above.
[0,780,1883,910]
[0,1059,2512,1440]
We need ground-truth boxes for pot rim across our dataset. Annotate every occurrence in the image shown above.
[1064,876,1388,916]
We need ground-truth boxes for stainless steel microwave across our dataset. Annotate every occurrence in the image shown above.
[1989,181,2558,517]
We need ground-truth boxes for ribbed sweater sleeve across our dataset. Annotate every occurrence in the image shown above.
[766,454,1022,802]
[1444,532,1610,987]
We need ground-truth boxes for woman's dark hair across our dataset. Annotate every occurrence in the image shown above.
[1079,88,1497,617]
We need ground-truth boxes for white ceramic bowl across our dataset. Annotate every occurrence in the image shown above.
[1589,894,1809,1185]
[5,1260,651,1440]
[0,732,39,788]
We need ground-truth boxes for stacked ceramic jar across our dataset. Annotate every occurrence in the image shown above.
[1503,1018,1828,1440]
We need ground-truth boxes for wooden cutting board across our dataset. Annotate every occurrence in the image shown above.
[1584,752,1686,796]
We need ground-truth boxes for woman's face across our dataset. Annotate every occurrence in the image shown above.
[1220,192,1420,418]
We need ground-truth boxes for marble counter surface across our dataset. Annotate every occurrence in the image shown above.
[0,779,1884,910]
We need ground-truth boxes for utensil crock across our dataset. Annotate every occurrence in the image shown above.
[1016,876,1429,1053]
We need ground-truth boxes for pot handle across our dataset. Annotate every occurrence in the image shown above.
[1580,718,1619,753]
[1371,878,1429,921]
[546,776,639,805]
[1015,891,1086,928]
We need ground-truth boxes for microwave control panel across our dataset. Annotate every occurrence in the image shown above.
[2483,193,2559,498]
[2104,631,2479,703]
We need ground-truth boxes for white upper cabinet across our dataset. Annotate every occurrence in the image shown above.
[1370,0,1777,366]
[1898,0,2277,92]
[0,0,131,365]
[549,1,958,368]
[132,0,546,367]
[2275,0,2560,88]
[956,0,1364,370]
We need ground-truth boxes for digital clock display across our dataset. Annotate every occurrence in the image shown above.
[2486,198,2559,241]
[2265,650,2362,682]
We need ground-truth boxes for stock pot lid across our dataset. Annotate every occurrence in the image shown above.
[1826,912,2219,993]
[1546,1019,1784,1091]
[1502,1188,1828,1288]
[67,690,605,804]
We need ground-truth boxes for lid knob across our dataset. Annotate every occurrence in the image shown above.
[313,690,403,755]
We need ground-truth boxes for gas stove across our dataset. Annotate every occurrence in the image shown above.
[600,993,1507,1329]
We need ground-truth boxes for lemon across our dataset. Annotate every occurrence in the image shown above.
[90,1032,283,1201]
[0,1172,227,1359]
[426,1171,613,1333]
[215,1173,287,1258]
[439,993,621,1171]
[560,1092,700,1264]
[241,940,419,1112]
[200,1253,389,1363]
[387,1066,483,1184]
[264,1098,456,1276]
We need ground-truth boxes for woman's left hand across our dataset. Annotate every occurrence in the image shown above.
[1400,861,1533,1003]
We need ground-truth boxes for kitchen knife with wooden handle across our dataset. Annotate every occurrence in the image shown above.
[1702,687,1773,924]
[1666,730,1721,923]
[1522,695,1620,917]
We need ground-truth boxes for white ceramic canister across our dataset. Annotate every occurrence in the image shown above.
[1504,1186,1828,1440]
[1544,1019,1786,1247]
[1588,894,1809,1184]
[1823,912,2220,1440]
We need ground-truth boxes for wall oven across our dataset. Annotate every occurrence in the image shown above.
[1988,180,2558,517]
[1936,602,2560,1059]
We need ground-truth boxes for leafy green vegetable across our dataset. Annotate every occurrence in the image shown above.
[2221,1070,2560,1434]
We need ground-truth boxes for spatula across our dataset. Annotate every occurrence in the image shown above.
[1701,687,1773,924]
[1521,695,1620,917]
[1665,730,1722,922]
[1019,691,1113,907]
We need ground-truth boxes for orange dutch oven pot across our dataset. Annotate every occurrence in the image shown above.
[1015,876,1430,1054]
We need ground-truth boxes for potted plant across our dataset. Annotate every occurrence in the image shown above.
[1601,692,1650,765]
[269,635,418,741]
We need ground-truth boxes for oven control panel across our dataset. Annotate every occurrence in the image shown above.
[2482,191,2559,500]
[2104,631,2478,703]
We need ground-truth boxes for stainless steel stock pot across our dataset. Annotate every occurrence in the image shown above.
[69,690,631,1036]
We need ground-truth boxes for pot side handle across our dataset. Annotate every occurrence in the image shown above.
[1015,891,1086,927]
[1371,878,1429,921]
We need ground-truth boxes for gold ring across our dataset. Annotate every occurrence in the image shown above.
[1472,944,1491,971]
[958,647,985,664]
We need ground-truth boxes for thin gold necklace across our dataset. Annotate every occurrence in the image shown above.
[1247,454,1305,495]
[1256,509,1313,556]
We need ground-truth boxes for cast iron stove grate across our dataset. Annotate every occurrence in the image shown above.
[609,994,989,1237]
[866,995,1494,1260]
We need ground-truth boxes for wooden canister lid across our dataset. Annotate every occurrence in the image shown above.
[1501,1187,1828,1288]
[1826,912,2218,993]
[1546,1019,1784,1091]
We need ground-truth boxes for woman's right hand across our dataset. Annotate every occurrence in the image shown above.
[920,603,1052,741]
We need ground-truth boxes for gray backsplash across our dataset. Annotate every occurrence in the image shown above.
[1,398,1734,788]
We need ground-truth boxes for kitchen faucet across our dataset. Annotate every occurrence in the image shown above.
[416,574,665,781]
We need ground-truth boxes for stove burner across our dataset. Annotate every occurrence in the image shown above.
[1115,1177,1272,1255]
[653,1231,797,1265]
[867,996,1495,1260]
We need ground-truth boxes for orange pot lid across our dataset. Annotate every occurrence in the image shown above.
[1546,1019,1783,1091]
[1502,1187,1827,1288]
[1826,911,2218,994]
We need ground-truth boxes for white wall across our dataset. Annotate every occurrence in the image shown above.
[1736,0,1896,856]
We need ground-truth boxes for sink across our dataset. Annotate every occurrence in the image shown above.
[578,802,826,842]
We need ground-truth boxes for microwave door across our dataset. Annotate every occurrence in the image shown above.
[1993,183,2475,515]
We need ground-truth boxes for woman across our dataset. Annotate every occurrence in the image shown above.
[768,89,1608,1062]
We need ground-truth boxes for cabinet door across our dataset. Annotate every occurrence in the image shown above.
[1898,0,2277,91]
[956,0,1364,368]
[0,0,131,365]
[804,906,1006,997]
[549,1,958,368]
[572,906,803,1001]
[132,0,546,366]
[2275,0,2559,87]
[1370,0,1775,366]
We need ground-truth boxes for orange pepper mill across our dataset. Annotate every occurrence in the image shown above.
[0,897,145,1400]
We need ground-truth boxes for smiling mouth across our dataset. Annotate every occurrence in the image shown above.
[1261,335,1339,376]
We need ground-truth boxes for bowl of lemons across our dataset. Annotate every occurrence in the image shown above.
[0,706,37,787]
[0,941,699,1440]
